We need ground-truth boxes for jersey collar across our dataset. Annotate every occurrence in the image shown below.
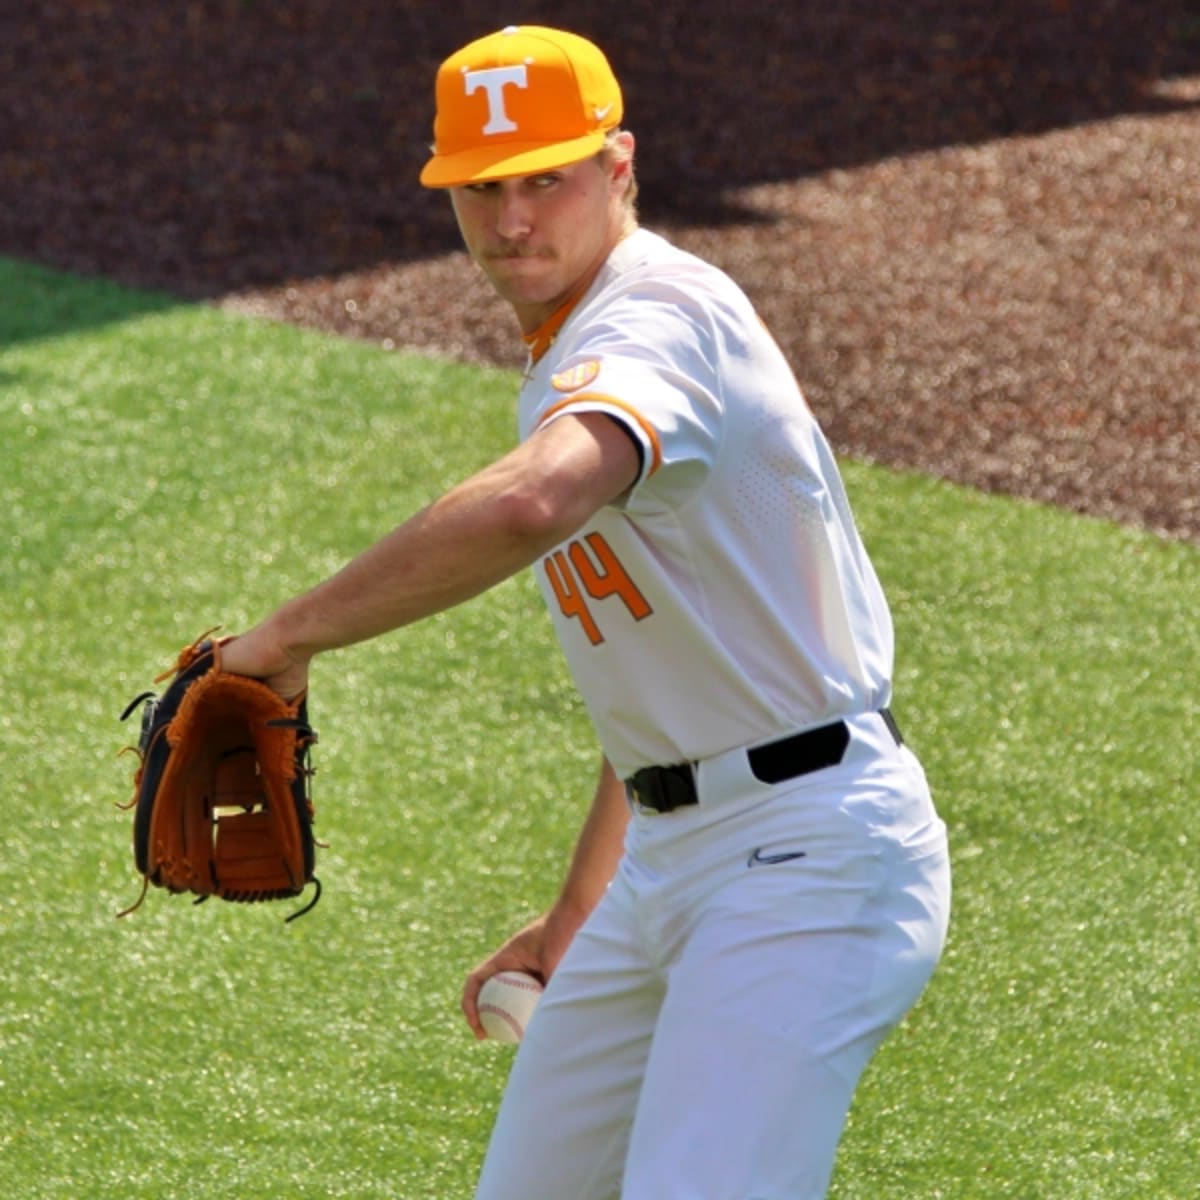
[521,275,595,366]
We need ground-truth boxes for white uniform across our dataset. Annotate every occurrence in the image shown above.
[476,229,950,1200]
[519,229,894,778]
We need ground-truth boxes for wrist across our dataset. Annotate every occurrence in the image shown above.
[547,890,598,936]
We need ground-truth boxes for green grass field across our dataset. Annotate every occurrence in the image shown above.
[1,257,1197,1198]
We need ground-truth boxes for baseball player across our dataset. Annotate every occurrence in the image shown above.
[223,25,951,1199]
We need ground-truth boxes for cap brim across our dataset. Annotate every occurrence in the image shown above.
[420,131,608,189]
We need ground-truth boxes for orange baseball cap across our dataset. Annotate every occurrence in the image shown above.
[419,26,624,189]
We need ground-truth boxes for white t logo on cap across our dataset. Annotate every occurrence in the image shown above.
[464,65,528,135]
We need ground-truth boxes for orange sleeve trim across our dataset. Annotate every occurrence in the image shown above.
[535,393,663,476]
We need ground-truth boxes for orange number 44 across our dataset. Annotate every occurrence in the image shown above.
[543,533,653,646]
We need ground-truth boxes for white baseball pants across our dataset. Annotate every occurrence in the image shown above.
[474,712,951,1200]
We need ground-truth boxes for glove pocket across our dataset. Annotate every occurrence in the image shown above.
[212,807,304,900]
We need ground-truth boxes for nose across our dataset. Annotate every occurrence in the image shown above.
[495,184,533,240]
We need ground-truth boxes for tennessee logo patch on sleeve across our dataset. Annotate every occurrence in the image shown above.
[552,360,602,392]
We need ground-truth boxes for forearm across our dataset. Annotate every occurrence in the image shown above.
[462,754,630,1023]
[553,756,630,925]
[268,464,559,659]
[239,412,639,671]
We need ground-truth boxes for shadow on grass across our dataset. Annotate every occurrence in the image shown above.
[0,258,180,349]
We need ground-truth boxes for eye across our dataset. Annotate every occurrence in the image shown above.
[463,181,499,195]
[529,173,561,189]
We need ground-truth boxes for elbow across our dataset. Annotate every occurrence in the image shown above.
[491,480,587,551]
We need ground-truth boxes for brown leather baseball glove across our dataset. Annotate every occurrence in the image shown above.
[118,630,321,921]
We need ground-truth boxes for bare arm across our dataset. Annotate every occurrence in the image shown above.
[220,411,639,694]
[461,755,631,1038]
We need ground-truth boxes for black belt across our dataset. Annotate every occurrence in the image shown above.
[626,709,903,814]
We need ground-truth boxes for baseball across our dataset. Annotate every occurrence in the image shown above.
[477,970,544,1043]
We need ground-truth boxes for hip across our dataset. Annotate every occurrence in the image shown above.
[623,710,946,875]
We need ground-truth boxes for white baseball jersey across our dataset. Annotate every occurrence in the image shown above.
[518,228,894,779]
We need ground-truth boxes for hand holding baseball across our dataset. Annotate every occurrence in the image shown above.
[462,916,555,1040]
[475,970,544,1043]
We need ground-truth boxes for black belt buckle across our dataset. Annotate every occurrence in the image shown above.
[627,761,697,813]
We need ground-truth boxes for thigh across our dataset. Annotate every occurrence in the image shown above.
[475,878,665,1200]
[621,838,950,1200]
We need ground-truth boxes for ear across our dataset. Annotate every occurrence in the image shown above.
[608,130,636,189]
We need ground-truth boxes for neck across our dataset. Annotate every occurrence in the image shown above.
[512,216,637,335]
[520,273,596,364]
[518,223,637,363]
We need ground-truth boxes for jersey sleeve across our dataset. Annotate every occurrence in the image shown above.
[527,295,724,510]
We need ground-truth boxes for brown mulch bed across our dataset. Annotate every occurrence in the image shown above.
[4,2,1198,539]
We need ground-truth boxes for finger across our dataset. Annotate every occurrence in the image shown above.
[461,971,488,1039]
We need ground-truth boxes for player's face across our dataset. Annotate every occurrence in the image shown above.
[450,149,631,334]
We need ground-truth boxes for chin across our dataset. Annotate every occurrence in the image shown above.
[495,274,561,306]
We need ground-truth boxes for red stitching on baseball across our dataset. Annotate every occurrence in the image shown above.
[494,972,543,993]
[478,1003,524,1040]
